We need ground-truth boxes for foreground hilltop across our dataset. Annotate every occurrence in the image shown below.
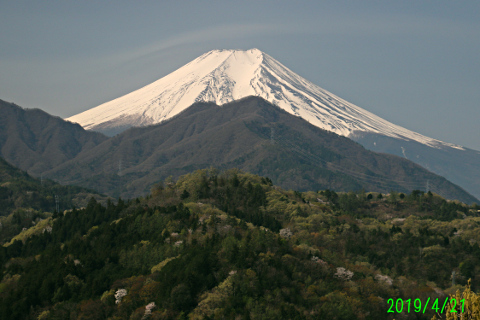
[1,168,480,319]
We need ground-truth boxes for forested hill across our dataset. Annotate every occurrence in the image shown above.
[0,156,107,243]
[1,168,480,319]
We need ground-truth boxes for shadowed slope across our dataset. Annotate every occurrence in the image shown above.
[48,97,477,203]
[0,99,108,176]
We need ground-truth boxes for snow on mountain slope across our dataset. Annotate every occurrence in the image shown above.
[66,48,463,150]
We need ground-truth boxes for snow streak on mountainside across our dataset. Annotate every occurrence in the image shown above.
[66,49,463,150]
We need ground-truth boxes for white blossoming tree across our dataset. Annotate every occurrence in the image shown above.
[280,228,293,239]
[115,289,127,304]
[311,256,327,266]
[375,274,393,286]
[334,267,354,281]
[141,302,156,319]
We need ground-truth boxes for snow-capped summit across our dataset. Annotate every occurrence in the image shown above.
[66,48,462,149]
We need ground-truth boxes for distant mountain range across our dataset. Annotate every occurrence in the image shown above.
[64,49,480,201]
[1,97,476,203]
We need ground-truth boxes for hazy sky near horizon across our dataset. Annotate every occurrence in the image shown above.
[1,1,479,150]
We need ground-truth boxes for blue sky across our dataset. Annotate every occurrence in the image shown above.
[1,1,479,150]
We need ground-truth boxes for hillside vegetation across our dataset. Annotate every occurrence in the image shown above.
[1,168,480,319]
[0,157,108,244]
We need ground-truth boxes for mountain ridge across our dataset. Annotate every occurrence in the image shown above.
[0,99,108,176]
[1,97,478,203]
[52,97,477,203]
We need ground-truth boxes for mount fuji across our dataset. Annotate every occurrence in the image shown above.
[67,49,460,150]
[66,49,480,200]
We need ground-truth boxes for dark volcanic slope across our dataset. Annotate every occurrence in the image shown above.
[0,100,108,175]
[45,97,477,203]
